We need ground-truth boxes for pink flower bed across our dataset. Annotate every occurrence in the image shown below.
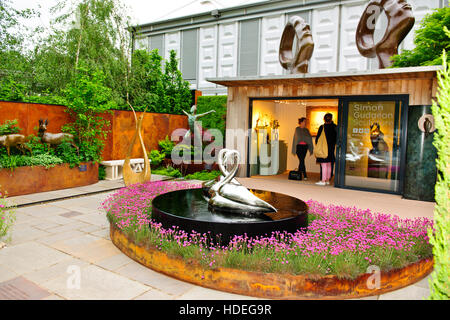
[101,181,434,278]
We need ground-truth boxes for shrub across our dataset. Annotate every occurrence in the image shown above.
[0,154,63,170]
[392,7,450,67]
[428,42,450,299]
[152,166,182,178]
[62,63,113,163]
[0,119,21,135]
[184,170,221,181]
[0,77,27,102]
[158,135,175,157]
[149,149,165,168]
[0,191,16,243]
[196,95,227,139]
[99,165,106,180]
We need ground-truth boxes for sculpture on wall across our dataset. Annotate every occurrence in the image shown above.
[279,16,314,74]
[356,0,415,68]
[123,104,151,187]
[38,119,79,154]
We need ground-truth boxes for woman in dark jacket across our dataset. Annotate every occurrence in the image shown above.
[292,117,314,180]
[315,113,337,185]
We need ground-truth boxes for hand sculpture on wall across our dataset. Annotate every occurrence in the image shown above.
[279,16,314,74]
[356,0,415,68]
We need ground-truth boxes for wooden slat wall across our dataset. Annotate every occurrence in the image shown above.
[225,76,437,177]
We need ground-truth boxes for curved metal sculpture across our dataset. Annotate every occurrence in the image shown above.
[279,16,314,74]
[356,0,415,69]
[123,105,151,187]
[206,149,277,215]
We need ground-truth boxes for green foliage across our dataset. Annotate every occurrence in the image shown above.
[98,165,106,180]
[0,153,63,170]
[55,141,82,168]
[128,49,165,112]
[392,7,450,67]
[152,166,182,178]
[0,119,21,135]
[184,170,221,181]
[149,149,165,168]
[23,93,67,106]
[196,95,227,138]
[25,135,49,155]
[161,50,192,114]
[128,49,191,114]
[0,77,27,101]
[29,0,132,104]
[62,64,113,163]
[158,135,175,157]
[0,191,16,242]
[428,46,450,300]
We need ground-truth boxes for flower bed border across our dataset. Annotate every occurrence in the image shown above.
[110,222,433,300]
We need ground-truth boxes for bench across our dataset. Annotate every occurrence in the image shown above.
[100,158,148,180]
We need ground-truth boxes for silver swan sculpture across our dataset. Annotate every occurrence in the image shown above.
[207,149,277,214]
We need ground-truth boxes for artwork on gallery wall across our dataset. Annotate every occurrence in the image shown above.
[306,106,339,136]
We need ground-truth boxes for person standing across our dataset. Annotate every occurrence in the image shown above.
[315,113,337,186]
[292,117,314,180]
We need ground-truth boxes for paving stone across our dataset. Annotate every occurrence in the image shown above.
[0,264,19,282]
[413,275,431,290]
[42,265,149,300]
[36,230,86,246]
[23,257,90,285]
[378,285,430,300]
[89,228,110,240]
[33,222,61,231]
[16,205,69,218]
[42,294,65,300]
[44,221,92,234]
[115,262,195,296]
[9,225,51,245]
[0,242,70,274]
[73,212,109,228]
[96,253,134,271]
[60,211,83,218]
[176,286,259,300]
[42,215,76,226]
[0,276,51,300]
[133,289,176,300]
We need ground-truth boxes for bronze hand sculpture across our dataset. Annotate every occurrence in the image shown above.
[356,0,415,68]
[279,16,314,74]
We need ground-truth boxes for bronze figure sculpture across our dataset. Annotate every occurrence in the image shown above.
[123,104,151,187]
[356,0,415,68]
[182,105,215,142]
[279,16,314,74]
[38,119,79,154]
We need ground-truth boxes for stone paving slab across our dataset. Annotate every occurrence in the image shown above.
[41,265,150,300]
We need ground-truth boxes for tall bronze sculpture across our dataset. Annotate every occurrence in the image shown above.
[279,16,314,74]
[123,104,151,187]
[356,0,415,68]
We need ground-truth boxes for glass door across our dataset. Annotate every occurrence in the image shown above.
[336,96,408,194]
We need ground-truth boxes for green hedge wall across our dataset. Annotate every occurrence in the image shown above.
[196,95,227,139]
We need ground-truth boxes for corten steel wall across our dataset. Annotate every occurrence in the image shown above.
[0,101,188,160]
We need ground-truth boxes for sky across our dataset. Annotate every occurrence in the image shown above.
[11,0,268,28]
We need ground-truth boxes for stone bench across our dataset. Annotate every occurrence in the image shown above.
[100,158,148,180]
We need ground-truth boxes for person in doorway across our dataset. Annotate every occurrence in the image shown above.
[315,113,337,186]
[292,117,314,180]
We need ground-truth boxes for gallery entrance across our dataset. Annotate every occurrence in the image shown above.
[335,95,408,194]
[248,95,408,195]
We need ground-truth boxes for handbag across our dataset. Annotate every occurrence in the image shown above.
[314,130,328,159]
[288,170,302,180]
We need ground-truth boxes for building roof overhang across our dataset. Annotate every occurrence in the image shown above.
[207,66,440,87]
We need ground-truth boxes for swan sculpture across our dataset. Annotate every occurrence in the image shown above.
[206,149,277,215]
